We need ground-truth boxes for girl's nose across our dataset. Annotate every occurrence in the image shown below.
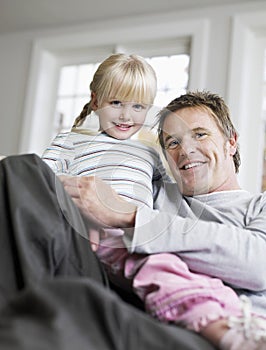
[119,105,131,120]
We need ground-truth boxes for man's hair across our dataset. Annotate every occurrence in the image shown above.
[157,90,241,173]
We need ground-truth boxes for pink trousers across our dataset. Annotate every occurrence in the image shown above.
[97,234,241,332]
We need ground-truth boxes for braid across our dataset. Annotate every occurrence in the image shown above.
[72,101,92,128]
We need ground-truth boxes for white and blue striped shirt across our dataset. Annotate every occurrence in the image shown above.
[42,131,170,209]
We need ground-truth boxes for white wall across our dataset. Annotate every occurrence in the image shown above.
[0,32,33,154]
[1,1,266,193]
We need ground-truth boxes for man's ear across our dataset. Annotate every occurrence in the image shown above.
[91,92,98,111]
[229,132,238,156]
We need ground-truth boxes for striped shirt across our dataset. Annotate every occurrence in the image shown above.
[42,131,169,208]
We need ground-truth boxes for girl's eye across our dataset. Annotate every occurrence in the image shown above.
[109,100,146,111]
[132,103,145,112]
[110,100,122,108]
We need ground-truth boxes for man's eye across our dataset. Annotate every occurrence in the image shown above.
[165,139,181,150]
[195,132,207,139]
[110,100,122,108]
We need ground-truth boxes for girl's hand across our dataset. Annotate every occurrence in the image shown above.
[88,228,100,252]
[88,227,124,252]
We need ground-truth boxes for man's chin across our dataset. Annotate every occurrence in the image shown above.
[177,181,209,197]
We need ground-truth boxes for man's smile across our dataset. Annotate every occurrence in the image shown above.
[179,161,206,171]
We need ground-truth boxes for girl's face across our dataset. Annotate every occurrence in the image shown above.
[91,94,149,140]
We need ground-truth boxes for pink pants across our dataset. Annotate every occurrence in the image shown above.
[97,234,241,332]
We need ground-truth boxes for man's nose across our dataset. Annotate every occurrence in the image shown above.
[179,136,196,156]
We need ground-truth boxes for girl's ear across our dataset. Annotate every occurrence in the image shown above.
[91,92,98,111]
[229,132,238,156]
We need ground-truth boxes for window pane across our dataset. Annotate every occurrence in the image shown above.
[168,55,189,90]
[54,97,75,132]
[76,63,99,95]
[147,54,190,108]
[57,66,78,96]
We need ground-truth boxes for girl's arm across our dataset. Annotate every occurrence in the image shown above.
[42,132,74,174]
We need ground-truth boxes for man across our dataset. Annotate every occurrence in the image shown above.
[60,91,266,349]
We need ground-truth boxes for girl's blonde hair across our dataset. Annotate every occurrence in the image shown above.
[72,53,157,128]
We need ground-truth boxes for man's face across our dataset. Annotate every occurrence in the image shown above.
[161,107,237,196]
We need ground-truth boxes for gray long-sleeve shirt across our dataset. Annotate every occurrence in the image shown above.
[123,183,266,316]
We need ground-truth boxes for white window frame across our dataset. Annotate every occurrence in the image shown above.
[19,14,209,156]
[227,11,266,193]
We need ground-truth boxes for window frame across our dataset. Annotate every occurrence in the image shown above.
[227,12,266,193]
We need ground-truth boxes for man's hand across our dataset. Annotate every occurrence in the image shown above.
[59,175,137,229]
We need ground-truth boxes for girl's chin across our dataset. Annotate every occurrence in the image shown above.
[113,127,137,138]
[107,130,135,140]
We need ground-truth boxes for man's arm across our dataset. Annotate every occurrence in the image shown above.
[124,197,266,292]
